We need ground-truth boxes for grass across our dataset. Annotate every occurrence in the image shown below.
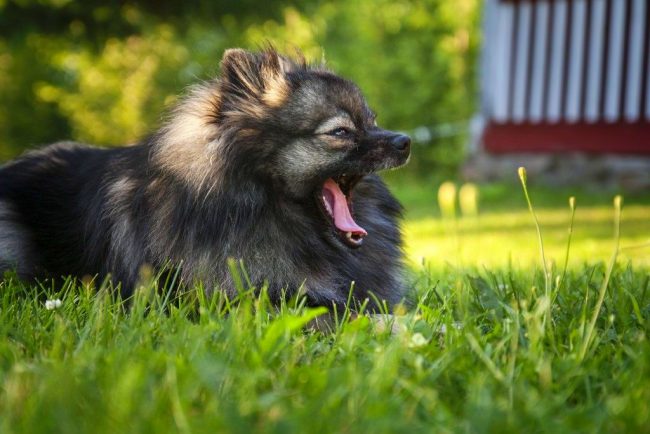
[394,179,650,268]
[1,177,650,433]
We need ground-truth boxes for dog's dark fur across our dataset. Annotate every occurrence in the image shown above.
[0,48,410,311]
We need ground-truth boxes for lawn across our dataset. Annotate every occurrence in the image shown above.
[393,178,650,268]
[1,178,649,433]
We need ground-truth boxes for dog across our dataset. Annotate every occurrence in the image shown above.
[0,48,411,312]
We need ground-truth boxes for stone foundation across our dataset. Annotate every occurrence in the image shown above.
[462,152,650,191]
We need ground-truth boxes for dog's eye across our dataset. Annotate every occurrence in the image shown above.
[329,127,352,137]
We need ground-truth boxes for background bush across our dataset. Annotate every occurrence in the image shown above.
[0,0,479,175]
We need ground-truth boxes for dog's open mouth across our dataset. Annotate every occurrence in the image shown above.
[319,175,366,248]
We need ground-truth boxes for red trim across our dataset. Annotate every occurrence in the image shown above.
[483,122,650,154]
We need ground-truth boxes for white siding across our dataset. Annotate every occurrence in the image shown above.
[529,1,550,122]
[512,2,532,123]
[493,1,514,122]
[485,0,649,125]
[566,0,587,122]
[625,0,646,122]
[604,0,626,122]
[585,0,606,122]
[547,0,568,123]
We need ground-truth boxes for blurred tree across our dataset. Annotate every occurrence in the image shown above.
[0,0,479,174]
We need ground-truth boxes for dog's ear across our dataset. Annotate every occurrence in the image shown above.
[220,48,292,107]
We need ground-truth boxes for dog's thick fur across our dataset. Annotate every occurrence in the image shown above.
[0,48,410,311]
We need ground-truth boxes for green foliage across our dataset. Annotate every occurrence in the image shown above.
[1,262,649,433]
[0,0,479,173]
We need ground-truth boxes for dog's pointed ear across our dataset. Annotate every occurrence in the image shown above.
[220,48,291,107]
[220,49,264,97]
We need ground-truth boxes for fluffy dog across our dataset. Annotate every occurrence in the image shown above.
[0,48,411,312]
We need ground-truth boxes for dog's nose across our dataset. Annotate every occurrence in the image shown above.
[391,134,411,152]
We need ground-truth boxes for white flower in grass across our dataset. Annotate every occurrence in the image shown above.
[409,332,429,348]
[439,322,463,335]
[45,299,62,310]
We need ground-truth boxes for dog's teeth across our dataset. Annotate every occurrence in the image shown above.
[322,195,333,215]
[346,232,352,239]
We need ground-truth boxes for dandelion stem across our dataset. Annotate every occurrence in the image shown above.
[518,167,551,325]
[578,195,622,362]
[557,197,576,293]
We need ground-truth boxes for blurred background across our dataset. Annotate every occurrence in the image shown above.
[0,0,648,269]
[0,0,478,176]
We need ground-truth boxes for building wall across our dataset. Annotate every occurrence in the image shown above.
[480,0,650,154]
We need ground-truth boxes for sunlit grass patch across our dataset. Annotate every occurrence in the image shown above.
[404,204,650,268]
[395,180,650,269]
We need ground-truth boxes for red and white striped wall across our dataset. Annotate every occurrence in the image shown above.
[480,0,650,154]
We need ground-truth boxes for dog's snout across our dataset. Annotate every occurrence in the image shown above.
[391,134,411,152]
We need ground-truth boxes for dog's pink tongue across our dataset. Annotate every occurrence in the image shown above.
[322,179,367,235]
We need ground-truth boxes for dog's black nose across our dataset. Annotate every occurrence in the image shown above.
[391,134,411,152]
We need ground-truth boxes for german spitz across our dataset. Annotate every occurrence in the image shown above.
[0,48,411,312]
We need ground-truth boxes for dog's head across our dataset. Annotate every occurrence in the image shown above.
[219,48,410,248]
[159,48,410,249]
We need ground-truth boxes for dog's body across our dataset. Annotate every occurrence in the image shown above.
[0,48,410,311]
